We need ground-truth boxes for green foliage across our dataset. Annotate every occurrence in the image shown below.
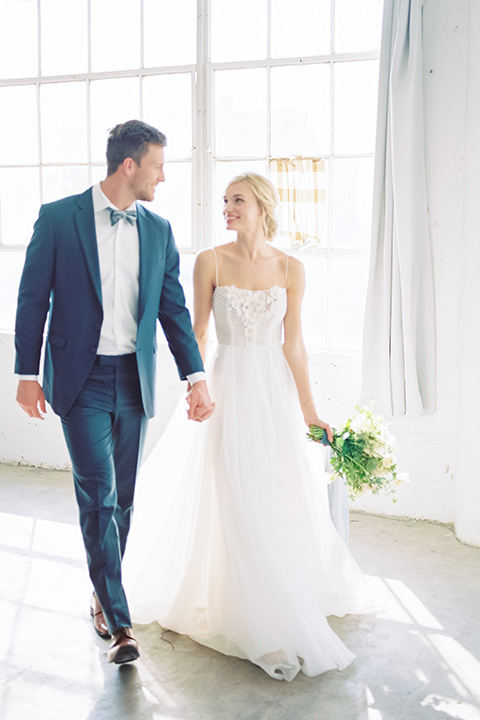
[307,404,409,501]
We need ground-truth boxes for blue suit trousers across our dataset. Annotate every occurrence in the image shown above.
[60,354,148,634]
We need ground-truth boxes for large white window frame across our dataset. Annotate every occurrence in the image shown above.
[0,0,382,351]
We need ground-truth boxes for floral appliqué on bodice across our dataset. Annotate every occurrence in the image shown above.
[213,285,286,348]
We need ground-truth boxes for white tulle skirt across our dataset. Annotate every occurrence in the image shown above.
[123,343,380,681]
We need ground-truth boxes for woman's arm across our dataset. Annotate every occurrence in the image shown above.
[282,257,333,441]
[192,249,216,363]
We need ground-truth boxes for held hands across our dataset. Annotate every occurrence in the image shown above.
[186,380,215,422]
[16,380,47,420]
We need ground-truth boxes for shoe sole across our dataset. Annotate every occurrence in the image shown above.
[109,645,140,664]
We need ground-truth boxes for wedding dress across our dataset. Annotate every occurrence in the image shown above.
[123,275,380,681]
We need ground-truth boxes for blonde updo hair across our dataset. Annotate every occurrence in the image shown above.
[226,172,279,241]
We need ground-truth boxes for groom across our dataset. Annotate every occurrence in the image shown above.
[14,120,214,664]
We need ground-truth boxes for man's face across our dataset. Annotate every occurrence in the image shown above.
[128,143,166,202]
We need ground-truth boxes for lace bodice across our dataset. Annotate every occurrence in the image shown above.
[212,285,287,347]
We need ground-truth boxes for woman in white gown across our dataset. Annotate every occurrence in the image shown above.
[123,173,380,681]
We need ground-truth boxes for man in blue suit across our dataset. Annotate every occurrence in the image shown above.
[15,120,214,664]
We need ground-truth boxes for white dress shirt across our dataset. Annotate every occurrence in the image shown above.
[93,183,139,355]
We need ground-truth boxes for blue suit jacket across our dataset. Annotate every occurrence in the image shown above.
[14,187,203,418]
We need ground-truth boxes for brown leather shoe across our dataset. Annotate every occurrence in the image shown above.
[107,628,140,664]
[90,593,111,639]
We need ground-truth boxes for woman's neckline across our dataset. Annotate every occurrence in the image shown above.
[214,284,286,293]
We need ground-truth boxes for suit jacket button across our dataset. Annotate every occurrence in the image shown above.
[95,323,101,330]
[90,347,96,353]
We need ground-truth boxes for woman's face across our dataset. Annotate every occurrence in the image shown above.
[223,181,264,234]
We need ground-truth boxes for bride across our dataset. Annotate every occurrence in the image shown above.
[123,172,380,681]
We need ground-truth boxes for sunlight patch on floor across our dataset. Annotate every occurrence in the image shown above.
[0,511,84,561]
[421,694,480,719]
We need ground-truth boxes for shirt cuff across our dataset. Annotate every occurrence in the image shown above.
[16,375,39,381]
[186,371,207,386]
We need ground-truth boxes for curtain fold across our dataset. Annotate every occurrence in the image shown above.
[360,0,435,418]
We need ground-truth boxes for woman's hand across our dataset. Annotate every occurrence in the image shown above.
[305,415,333,444]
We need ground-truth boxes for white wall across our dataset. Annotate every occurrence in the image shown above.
[1,0,477,544]
[353,0,468,526]
[454,0,480,546]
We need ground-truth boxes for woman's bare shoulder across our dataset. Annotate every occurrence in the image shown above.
[285,255,304,273]
[194,248,217,280]
[213,242,236,258]
[285,255,305,288]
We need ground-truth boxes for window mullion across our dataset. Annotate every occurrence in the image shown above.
[266,0,272,161]
[326,0,337,352]
[194,0,211,251]
[36,0,42,204]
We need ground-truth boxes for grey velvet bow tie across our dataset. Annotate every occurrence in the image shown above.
[109,208,137,226]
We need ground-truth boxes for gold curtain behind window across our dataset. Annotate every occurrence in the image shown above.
[269,157,327,246]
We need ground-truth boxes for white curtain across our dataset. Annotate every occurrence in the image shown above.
[360,0,435,418]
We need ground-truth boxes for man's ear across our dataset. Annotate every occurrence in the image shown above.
[122,157,136,175]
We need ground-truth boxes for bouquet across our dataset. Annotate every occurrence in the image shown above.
[307,403,409,501]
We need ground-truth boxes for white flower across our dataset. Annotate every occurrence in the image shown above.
[350,413,371,435]
[382,455,395,470]
[226,286,280,347]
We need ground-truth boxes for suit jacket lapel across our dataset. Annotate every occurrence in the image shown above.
[137,206,156,324]
[74,188,102,307]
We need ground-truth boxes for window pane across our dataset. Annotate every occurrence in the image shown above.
[210,0,267,62]
[0,168,40,245]
[178,252,195,315]
[214,160,267,245]
[91,0,141,72]
[332,158,373,249]
[302,256,328,349]
[90,78,140,163]
[92,165,107,185]
[0,251,26,330]
[41,83,88,163]
[271,65,330,156]
[0,86,38,164]
[271,0,331,58]
[144,0,196,67]
[0,0,37,79]
[147,162,192,250]
[334,60,379,154]
[41,0,88,75]
[335,0,383,53]
[42,166,89,204]
[329,257,369,351]
[143,74,192,159]
[215,69,267,158]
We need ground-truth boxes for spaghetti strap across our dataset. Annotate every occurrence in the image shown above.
[212,247,219,287]
[285,254,290,286]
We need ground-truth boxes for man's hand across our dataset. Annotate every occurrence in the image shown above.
[16,380,47,419]
[186,380,215,422]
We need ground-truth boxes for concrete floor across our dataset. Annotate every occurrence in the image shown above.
[0,464,479,720]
